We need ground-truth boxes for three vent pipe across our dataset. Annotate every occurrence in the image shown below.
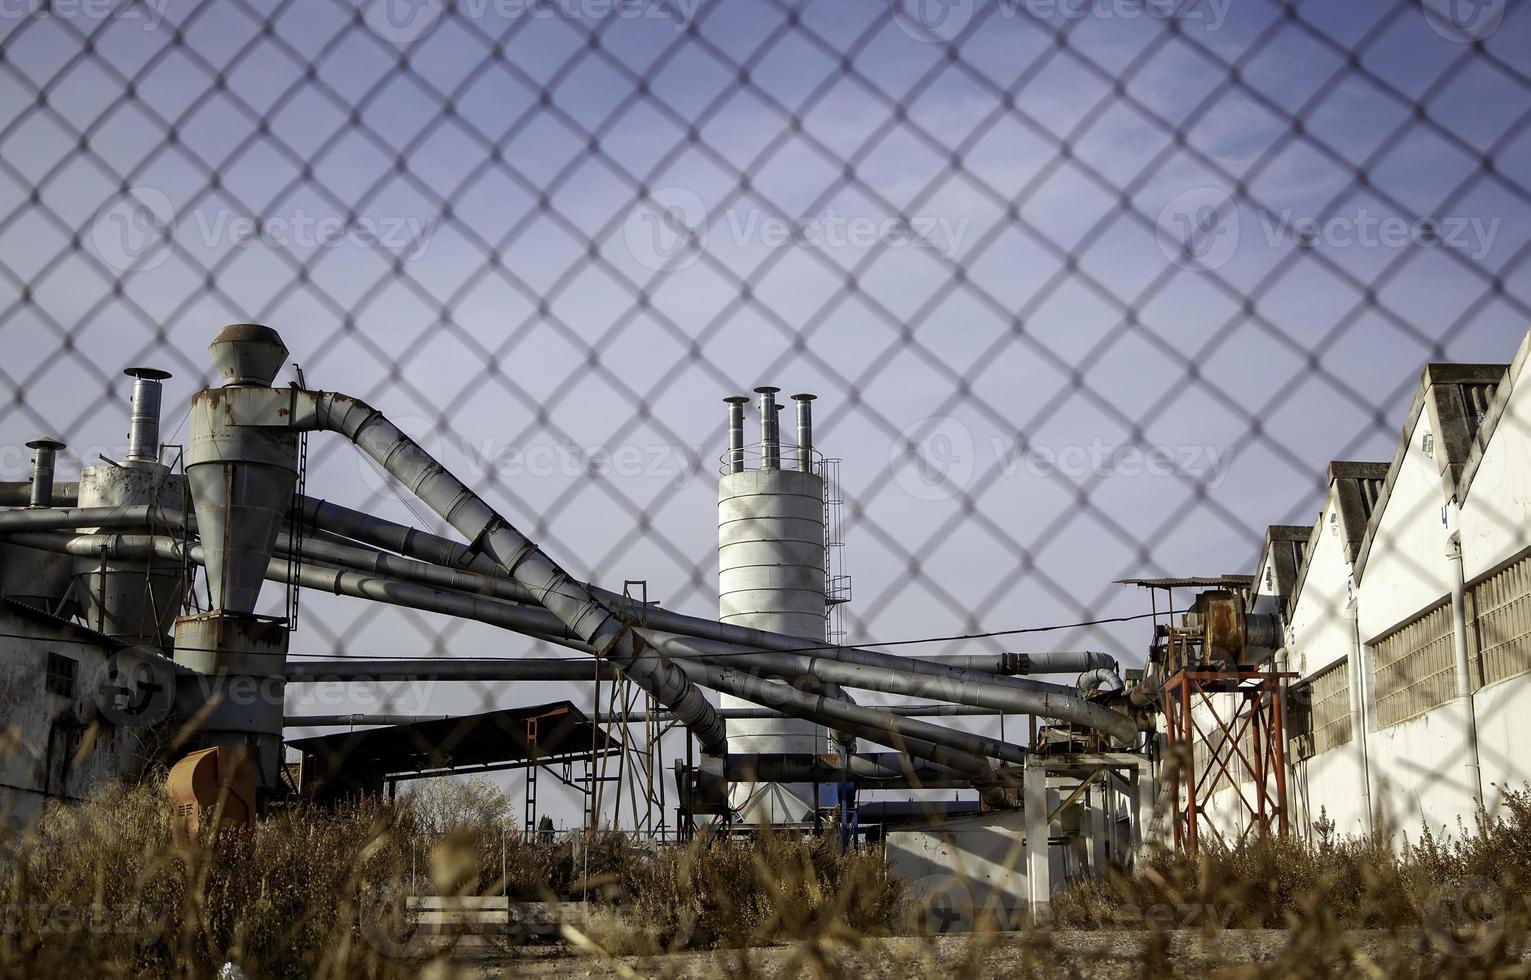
[729,389,816,472]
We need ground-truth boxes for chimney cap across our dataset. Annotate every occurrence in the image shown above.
[723,395,751,404]
[791,393,817,401]
[753,385,781,394]
[124,366,172,381]
[26,436,65,451]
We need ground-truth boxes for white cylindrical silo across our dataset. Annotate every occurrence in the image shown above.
[718,394,827,824]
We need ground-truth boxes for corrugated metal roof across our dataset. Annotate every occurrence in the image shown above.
[1115,575,1255,589]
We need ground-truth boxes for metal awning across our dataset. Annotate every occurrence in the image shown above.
[289,701,620,798]
[1115,575,1255,590]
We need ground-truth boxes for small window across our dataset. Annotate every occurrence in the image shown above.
[45,653,77,699]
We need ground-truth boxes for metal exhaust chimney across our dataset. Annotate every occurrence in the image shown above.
[725,396,749,473]
[25,437,65,508]
[756,386,780,469]
[124,367,172,465]
[792,393,815,473]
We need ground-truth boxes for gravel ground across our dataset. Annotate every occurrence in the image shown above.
[470,929,1470,978]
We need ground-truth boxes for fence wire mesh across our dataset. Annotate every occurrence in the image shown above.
[1,0,1530,840]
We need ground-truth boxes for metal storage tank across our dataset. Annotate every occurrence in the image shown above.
[717,388,828,824]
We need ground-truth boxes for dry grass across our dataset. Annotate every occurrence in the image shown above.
[7,775,1531,979]
[0,779,436,980]
[0,777,906,978]
[605,829,906,954]
[1049,788,1531,976]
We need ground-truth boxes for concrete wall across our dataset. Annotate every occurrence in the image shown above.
[0,607,150,828]
[889,809,1038,933]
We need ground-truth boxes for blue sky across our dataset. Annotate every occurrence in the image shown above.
[1,0,1528,818]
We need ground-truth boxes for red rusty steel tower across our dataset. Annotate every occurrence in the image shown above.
[1119,576,1295,856]
[1161,668,1291,854]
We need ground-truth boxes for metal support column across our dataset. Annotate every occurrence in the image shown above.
[1024,756,1050,926]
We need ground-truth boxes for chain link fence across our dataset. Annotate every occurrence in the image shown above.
[1,0,1529,830]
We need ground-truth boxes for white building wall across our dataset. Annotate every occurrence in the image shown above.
[1287,498,1352,679]
[1286,350,1531,846]
[1459,350,1531,579]
[1281,489,1373,837]
[1291,744,1367,837]
[1357,411,1451,642]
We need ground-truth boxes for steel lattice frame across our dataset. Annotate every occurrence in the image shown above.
[1162,668,1293,855]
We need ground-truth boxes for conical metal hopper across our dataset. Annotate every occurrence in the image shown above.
[187,324,298,615]
[187,458,295,614]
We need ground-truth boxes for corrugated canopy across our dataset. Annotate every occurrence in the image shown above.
[1115,575,1255,590]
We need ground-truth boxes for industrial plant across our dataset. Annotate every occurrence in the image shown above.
[1,321,1528,926]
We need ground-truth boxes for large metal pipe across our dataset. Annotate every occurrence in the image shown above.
[0,505,172,533]
[683,662,1028,767]
[25,437,65,508]
[36,488,1117,741]
[755,386,780,469]
[286,657,611,682]
[0,482,77,507]
[280,701,1005,722]
[279,529,1129,735]
[922,651,1118,675]
[685,661,1017,807]
[5,530,587,651]
[1344,607,1374,836]
[725,752,969,789]
[1,507,1135,740]
[291,496,1137,740]
[643,629,1139,742]
[8,529,1020,803]
[124,367,172,464]
[1076,667,1124,695]
[288,714,448,727]
[1446,528,1484,811]
[725,396,749,474]
[792,393,815,472]
[275,547,1115,739]
[304,390,728,755]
